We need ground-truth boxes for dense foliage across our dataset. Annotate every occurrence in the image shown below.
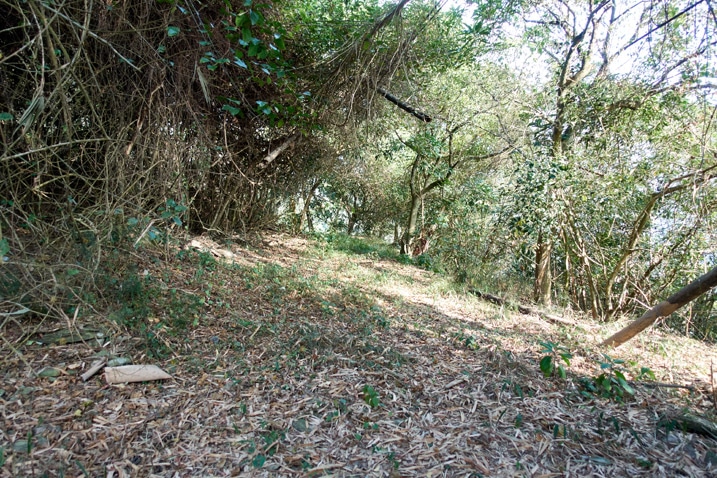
[0,0,715,339]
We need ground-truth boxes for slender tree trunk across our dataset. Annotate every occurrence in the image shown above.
[298,179,321,233]
[601,266,717,348]
[306,209,314,232]
[347,213,356,235]
[564,209,602,318]
[534,231,552,305]
[346,196,358,235]
[604,168,716,318]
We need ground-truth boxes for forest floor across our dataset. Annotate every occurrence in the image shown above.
[2,233,717,477]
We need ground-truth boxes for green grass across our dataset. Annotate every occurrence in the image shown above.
[312,233,408,263]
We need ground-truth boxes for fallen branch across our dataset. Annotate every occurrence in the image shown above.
[467,289,577,326]
[81,358,107,381]
[629,381,695,391]
[659,412,717,440]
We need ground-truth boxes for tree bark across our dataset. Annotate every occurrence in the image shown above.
[601,265,717,348]
[534,231,552,305]
[401,193,422,254]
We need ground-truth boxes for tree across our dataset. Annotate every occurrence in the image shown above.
[507,0,716,305]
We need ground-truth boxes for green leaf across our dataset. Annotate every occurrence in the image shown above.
[639,367,656,380]
[252,454,265,468]
[222,104,241,116]
[0,112,13,121]
[13,440,28,453]
[157,45,166,54]
[242,27,253,44]
[615,372,634,394]
[167,26,180,37]
[514,412,523,428]
[0,238,9,256]
[617,377,634,395]
[234,58,247,69]
[292,418,308,432]
[557,365,566,379]
[539,355,553,378]
[363,385,380,408]
[560,353,572,366]
[274,35,285,51]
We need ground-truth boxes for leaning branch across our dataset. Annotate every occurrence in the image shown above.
[601,265,717,348]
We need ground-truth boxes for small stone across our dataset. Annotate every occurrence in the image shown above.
[292,418,309,432]
[107,357,131,367]
[13,440,29,453]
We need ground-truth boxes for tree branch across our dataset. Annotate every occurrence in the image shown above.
[257,134,299,170]
[601,266,717,348]
[376,87,432,122]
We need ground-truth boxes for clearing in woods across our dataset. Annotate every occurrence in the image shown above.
[2,234,717,477]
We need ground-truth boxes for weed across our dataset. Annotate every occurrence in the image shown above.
[636,457,653,469]
[363,421,379,431]
[455,331,480,350]
[514,412,523,428]
[581,354,636,402]
[538,341,572,379]
[637,366,656,381]
[362,385,380,408]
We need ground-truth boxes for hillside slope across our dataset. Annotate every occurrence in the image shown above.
[2,234,717,477]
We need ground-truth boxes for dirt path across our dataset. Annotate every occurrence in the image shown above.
[1,234,716,477]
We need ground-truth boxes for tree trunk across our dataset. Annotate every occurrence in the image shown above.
[298,179,321,233]
[401,193,421,254]
[534,231,552,305]
[346,196,358,235]
[347,213,357,235]
[604,168,716,318]
[601,265,717,348]
[306,209,314,232]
